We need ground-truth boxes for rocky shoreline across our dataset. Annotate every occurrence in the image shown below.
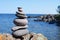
[0,7,48,40]
[28,14,56,24]
[0,32,47,40]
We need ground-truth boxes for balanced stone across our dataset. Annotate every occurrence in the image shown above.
[18,7,23,12]
[16,11,25,15]
[12,25,28,31]
[14,18,28,26]
[18,9,23,12]
[16,13,27,19]
[12,29,29,37]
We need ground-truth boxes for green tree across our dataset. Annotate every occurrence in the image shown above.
[57,5,60,13]
[55,5,60,26]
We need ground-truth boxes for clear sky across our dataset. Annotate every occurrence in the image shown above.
[0,0,60,14]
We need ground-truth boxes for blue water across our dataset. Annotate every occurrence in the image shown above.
[0,14,60,40]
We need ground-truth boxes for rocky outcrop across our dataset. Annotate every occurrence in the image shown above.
[0,33,47,40]
[31,33,47,40]
[0,33,15,40]
[34,14,56,24]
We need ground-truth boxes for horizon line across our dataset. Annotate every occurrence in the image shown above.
[0,13,58,14]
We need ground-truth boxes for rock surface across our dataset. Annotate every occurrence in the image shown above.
[14,19,28,26]
[0,33,48,40]
[31,33,47,40]
[12,25,28,31]
[12,29,29,37]
[22,33,33,40]
[0,33,15,40]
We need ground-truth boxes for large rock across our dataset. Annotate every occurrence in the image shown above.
[0,33,15,40]
[14,19,28,26]
[12,25,28,31]
[23,34,33,40]
[31,33,48,40]
[22,33,48,40]
[12,29,29,37]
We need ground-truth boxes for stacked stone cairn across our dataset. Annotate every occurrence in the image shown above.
[11,7,48,40]
[0,7,48,40]
[12,7,29,39]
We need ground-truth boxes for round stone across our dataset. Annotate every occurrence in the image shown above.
[12,29,29,37]
[14,19,28,26]
[12,25,28,31]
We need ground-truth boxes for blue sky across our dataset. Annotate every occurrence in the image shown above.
[0,0,60,14]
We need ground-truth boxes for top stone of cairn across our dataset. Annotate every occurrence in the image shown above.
[16,7,27,18]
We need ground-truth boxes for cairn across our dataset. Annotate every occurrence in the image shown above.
[11,7,48,40]
[12,7,29,37]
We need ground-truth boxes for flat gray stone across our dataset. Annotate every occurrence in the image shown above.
[16,11,25,15]
[14,19,28,26]
[16,14,27,19]
[12,29,29,37]
[12,25,28,31]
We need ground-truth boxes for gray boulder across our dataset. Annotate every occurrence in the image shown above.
[12,29,29,37]
[14,19,28,26]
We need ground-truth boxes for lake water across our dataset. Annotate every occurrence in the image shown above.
[0,14,60,40]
